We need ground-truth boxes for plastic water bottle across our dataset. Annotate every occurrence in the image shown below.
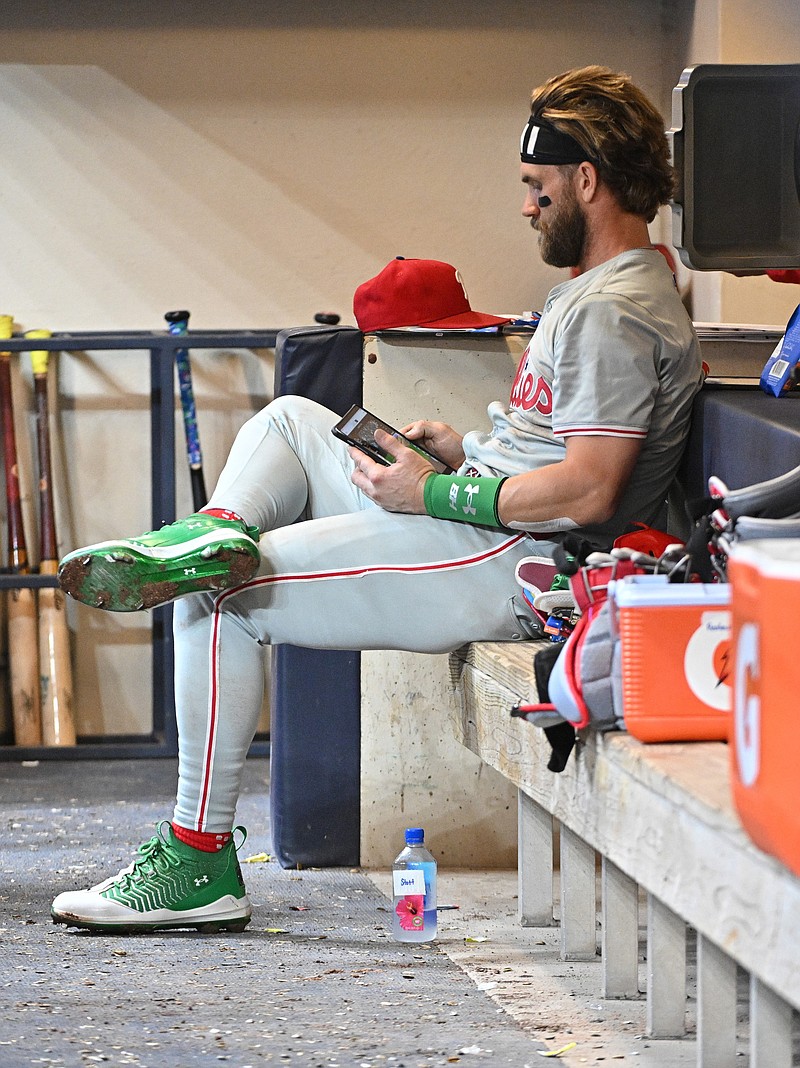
[391,827,437,942]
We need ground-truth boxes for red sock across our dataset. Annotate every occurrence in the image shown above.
[201,508,246,525]
[172,823,232,852]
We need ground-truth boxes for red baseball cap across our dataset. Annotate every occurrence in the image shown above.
[353,257,512,332]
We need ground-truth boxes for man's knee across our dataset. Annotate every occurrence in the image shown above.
[262,394,334,425]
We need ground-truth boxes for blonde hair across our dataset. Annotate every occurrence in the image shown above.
[530,66,674,221]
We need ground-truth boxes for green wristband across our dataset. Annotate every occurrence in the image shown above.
[423,474,507,528]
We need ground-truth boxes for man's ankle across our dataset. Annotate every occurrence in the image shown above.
[201,508,247,525]
[172,823,232,853]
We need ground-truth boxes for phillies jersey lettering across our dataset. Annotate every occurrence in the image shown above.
[509,345,553,415]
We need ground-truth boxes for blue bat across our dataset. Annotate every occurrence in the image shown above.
[165,309,207,512]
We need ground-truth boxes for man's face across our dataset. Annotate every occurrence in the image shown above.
[521,163,586,269]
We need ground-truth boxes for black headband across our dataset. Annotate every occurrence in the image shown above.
[520,116,592,165]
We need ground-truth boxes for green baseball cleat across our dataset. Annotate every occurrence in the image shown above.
[51,822,253,933]
[57,512,261,612]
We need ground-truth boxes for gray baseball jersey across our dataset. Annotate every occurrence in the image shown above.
[461,248,703,542]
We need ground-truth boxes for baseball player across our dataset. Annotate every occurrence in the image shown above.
[52,65,703,933]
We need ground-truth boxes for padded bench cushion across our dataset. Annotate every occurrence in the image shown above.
[682,388,800,497]
[270,325,364,868]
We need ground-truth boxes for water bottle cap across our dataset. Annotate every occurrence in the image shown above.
[405,827,424,845]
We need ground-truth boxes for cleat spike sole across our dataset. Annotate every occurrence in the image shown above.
[57,516,260,612]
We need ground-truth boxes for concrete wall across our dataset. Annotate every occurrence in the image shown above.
[3,1,800,754]
[0,0,691,746]
[1,0,691,332]
[4,2,800,334]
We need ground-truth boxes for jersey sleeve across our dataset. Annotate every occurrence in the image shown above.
[550,293,660,439]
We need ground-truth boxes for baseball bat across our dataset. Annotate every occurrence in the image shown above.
[28,330,76,747]
[0,315,41,746]
[165,309,207,512]
[0,588,10,743]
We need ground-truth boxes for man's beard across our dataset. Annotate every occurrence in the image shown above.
[536,189,586,268]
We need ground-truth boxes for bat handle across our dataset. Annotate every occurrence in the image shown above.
[26,330,57,564]
[165,310,207,511]
[165,312,193,437]
[165,309,190,333]
[26,328,52,376]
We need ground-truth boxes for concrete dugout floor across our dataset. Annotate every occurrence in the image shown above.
[0,758,698,1067]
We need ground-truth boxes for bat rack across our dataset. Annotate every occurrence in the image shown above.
[0,328,281,761]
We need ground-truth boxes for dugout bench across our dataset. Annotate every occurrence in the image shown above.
[446,383,800,1066]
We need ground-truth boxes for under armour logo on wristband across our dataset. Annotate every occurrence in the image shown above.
[424,472,507,529]
[463,484,480,516]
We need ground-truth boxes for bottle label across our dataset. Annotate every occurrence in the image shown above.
[392,869,426,895]
[392,860,436,937]
[395,893,426,931]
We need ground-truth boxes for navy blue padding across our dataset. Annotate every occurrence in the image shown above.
[681,388,800,499]
[275,325,364,417]
[270,648,362,868]
[270,325,363,868]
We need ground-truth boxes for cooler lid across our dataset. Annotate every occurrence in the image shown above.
[611,575,731,608]
[669,63,800,271]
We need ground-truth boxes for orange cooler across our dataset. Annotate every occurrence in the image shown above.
[612,577,731,743]
[728,539,800,878]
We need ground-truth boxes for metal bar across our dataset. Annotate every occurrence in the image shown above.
[0,574,59,588]
[0,330,281,352]
[150,339,177,531]
[4,740,174,760]
[0,738,271,761]
[150,341,177,752]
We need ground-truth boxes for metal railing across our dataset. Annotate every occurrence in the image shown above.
[0,328,281,759]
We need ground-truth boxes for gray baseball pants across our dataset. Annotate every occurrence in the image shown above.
[172,395,555,832]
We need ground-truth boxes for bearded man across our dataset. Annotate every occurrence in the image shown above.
[52,66,702,934]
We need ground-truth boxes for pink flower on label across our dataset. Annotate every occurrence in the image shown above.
[395,894,425,930]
